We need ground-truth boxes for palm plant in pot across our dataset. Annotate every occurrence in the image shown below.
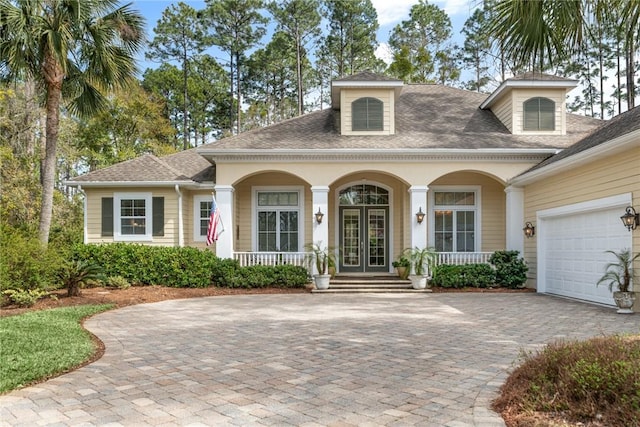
[405,247,437,290]
[392,255,410,280]
[305,242,335,290]
[596,248,639,314]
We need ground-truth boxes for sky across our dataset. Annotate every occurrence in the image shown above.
[131,0,477,72]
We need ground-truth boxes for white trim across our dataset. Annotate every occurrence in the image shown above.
[113,192,153,242]
[428,186,482,252]
[251,186,305,252]
[175,185,184,247]
[480,79,578,110]
[510,129,639,186]
[334,181,395,273]
[64,181,213,189]
[78,185,87,245]
[193,195,212,243]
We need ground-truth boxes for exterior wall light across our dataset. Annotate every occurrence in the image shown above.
[315,208,324,224]
[620,206,639,231]
[523,222,535,238]
[415,207,425,224]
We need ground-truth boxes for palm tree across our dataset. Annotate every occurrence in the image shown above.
[0,0,145,245]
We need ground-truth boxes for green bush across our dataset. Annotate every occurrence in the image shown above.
[72,243,309,289]
[431,263,496,288]
[2,288,49,307]
[0,226,65,292]
[105,275,130,289]
[489,250,528,288]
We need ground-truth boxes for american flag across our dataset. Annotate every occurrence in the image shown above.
[206,194,222,246]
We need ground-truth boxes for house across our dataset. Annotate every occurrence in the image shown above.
[66,71,639,310]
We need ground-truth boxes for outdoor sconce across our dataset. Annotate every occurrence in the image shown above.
[415,207,425,224]
[523,222,535,238]
[620,206,639,231]
[315,208,324,224]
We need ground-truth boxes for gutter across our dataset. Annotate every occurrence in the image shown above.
[175,185,184,247]
[77,185,88,245]
[63,180,214,189]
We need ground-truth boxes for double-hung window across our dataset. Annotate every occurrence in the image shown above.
[114,192,152,241]
[194,195,213,242]
[431,189,478,252]
[255,190,301,252]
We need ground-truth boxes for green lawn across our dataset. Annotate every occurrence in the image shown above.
[0,305,113,393]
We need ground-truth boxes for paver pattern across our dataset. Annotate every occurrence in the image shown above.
[1,293,639,426]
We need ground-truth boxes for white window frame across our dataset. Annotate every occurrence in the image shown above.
[114,192,153,242]
[428,186,481,252]
[252,186,304,252]
[193,195,213,243]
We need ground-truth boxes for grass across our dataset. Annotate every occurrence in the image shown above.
[493,335,640,426]
[0,304,113,393]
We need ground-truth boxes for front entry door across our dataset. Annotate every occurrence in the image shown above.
[339,203,389,273]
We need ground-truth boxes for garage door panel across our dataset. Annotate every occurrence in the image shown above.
[541,205,630,306]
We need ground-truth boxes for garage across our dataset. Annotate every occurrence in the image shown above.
[537,195,632,306]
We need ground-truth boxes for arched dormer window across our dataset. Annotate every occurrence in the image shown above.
[523,97,555,131]
[352,97,383,131]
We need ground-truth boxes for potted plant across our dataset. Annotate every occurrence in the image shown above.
[597,248,639,314]
[405,247,437,289]
[392,255,410,279]
[305,243,335,290]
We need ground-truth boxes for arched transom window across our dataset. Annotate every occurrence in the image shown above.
[352,97,383,131]
[523,97,555,131]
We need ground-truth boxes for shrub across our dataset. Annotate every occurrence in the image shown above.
[489,250,528,288]
[431,263,496,288]
[493,336,640,426]
[2,288,49,307]
[105,275,130,289]
[58,260,104,297]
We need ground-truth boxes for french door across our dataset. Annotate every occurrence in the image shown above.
[339,206,389,273]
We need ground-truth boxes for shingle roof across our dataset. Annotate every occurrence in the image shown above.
[334,71,403,82]
[509,72,576,82]
[526,105,640,172]
[69,148,214,184]
[200,84,601,151]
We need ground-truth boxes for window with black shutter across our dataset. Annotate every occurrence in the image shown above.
[101,197,113,237]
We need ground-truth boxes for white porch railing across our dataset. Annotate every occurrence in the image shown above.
[234,251,493,269]
[234,251,309,267]
[436,252,493,265]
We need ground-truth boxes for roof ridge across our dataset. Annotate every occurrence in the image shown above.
[148,153,189,178]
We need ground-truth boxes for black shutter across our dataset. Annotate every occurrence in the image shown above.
[153,197,164,236]
[101,197,113,237]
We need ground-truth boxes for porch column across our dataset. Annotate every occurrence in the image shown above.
[311,186,330,248]
[505,186,524,254]
[409,185,428,249]
[214,184,234,259]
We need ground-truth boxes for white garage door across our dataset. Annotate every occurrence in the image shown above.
[538,195,632,306]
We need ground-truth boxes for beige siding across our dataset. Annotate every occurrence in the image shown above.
[523,146,640,287]
[431,172,506,251]
[512,88,567,135]
[490,94,513,132]
[340,88,394,135]
[85,187,178,246]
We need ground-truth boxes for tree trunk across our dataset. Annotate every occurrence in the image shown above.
[626,35,636,109]
[39,56,64,246]
[235,51,242,134]
[296,31,303,116]
[182,57,189,150]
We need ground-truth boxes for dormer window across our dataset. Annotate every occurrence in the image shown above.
[352,97,383,131]
[524,97,555,131]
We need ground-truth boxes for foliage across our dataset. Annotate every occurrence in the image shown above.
[404,247,437,276]
[305,242,335,275]
[0,305,113,393]
[431,263,496,288]
[597,249,639,293]
[212,264,309,289]
[2,288,49,308]
[104,276,130,290]
[392,256,410,268]
[57,260,104,297]
[0,226,67,292]
[493,336,640,426]
[489,250,528,289]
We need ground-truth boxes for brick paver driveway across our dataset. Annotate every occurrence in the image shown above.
[2,293,639,426]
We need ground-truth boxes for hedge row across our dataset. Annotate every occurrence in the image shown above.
[72,243,309,289]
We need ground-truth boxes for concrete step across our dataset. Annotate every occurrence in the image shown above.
[312,287,432,294]
[311,275,432,293]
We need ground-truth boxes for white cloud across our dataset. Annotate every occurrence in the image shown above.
[375,42,394,65]
[371,0,414,27]
[433,0,475,17]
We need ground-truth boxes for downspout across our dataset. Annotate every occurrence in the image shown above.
[77,185,88,244]
[175,185,184,247]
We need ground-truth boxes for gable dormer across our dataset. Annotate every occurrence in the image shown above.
[479,72,578,136]
[331,71,404,136]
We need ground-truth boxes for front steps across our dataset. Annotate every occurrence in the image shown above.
[311,275,432,293]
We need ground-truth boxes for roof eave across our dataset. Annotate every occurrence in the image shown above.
[331,80,404,109]
[480,80,579,110]
[509,129,640,186]
[64,180,214,189]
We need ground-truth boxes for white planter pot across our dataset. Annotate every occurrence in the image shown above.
[409,275,428,290]
[613,291,636,314]
[314,274,331,290]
